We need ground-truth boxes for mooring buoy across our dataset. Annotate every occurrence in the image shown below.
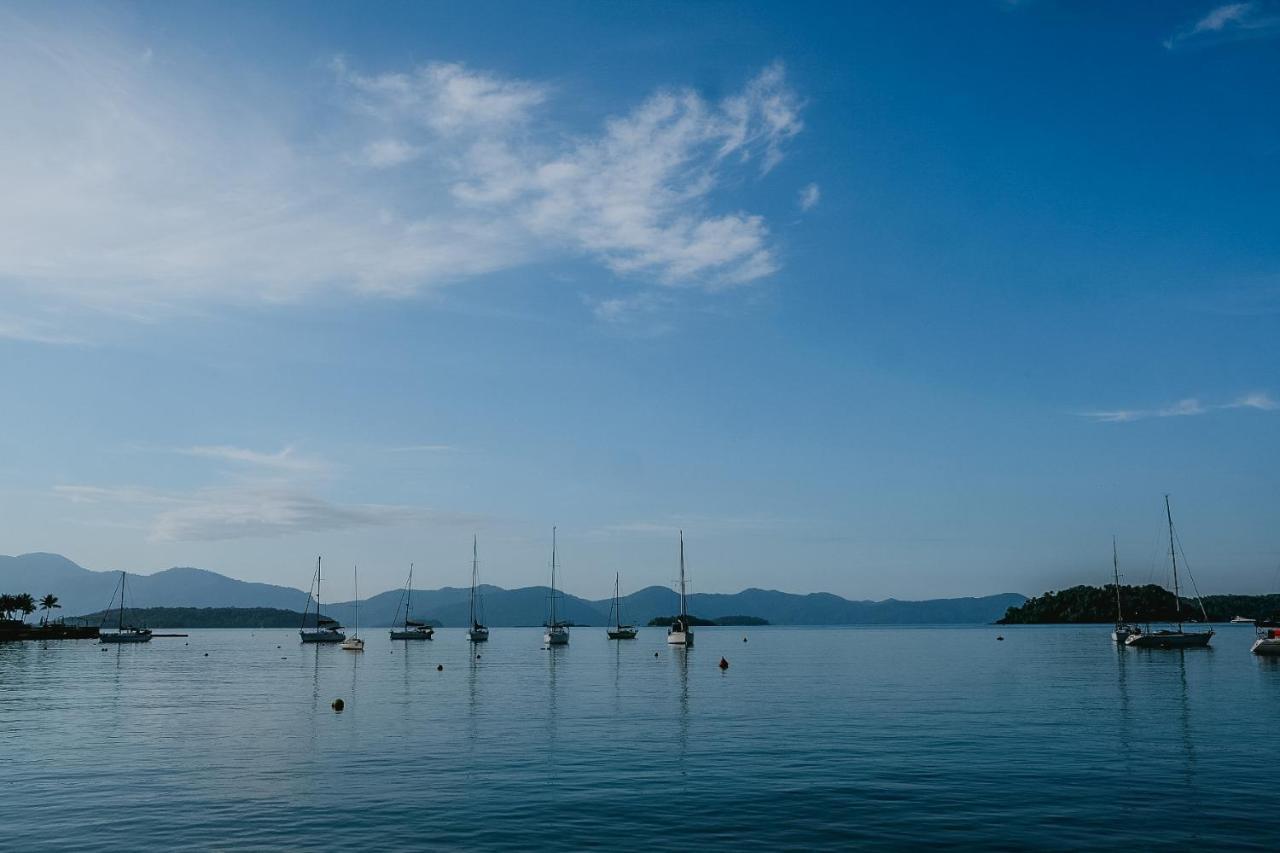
[331,698,344,712]
[719,657,729,670]
[437,664,444,671]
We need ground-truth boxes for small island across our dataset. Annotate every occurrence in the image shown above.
[647,614,769,627]
[997,584,1280,624]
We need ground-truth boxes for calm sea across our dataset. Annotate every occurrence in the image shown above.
[3,625,1278,850]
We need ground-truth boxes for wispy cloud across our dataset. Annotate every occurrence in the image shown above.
[179,445,326,473]
[798,182,821,211]
[0,15,804,339]
[1164,3,1280,49]
[384,444,459,453]
[1079,392,1277,422]
[54,482,476,542]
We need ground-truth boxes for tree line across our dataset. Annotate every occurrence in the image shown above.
[997,584,1280,624]
[0,593,61,624]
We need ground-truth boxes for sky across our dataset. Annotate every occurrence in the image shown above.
[0,0,1277,601]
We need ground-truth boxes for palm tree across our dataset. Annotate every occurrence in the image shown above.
[15,593,36,624]
[38,594,61,626]
[0,594,16,621]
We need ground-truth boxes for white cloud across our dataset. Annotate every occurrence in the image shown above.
[0,17,804,339]
[360,138,422,168]
[1164,3,1280,49]
[336,58,548,134]
[1079,393,1277,422]
[180,445,326,473]
[1227,391,1279,411]
[54,482,474,542]
[798,183,821,211]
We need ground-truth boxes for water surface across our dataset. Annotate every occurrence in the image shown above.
[3,625,1277,849]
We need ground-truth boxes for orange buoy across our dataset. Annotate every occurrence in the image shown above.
[719,657,729,670]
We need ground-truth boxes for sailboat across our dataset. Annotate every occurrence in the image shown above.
[666,530,694,647]
[300,557,346,643]
[340,566,365,651]
[467,536,489,643]
[390,563,434,640]
[99,571,153,643]
[1251,565,1280,656]
[1125,496,1214,649]
[544,526,569,646]
[606,572,637,640]
[1111,537,1142,644]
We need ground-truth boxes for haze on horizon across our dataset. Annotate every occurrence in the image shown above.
[1,1,1277,602]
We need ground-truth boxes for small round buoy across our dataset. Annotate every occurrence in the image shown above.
[331,698,344,712]
[203,652,209,657]
[743,637,748,642]
[476,654,481,660]
[719,657,729,670]
[997,636,1004,641]
[437,664,443,671]
[654,651,659,658]
[277,645,281,649]
[281,656,287,660]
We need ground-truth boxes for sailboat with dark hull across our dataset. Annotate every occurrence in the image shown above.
[607,573,637,640]
[544,527,569,646]
[666,531,693,647]
[1125,496,1213,649]
[300,557,346,644]
[390,563,434,640]
[99,571,153,643]
[467,536,489,643]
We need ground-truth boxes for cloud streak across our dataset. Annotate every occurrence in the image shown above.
[1164,3,1280,49]
[1079,392,1278,423]
[54,482,476,542]
[0,16,803,338]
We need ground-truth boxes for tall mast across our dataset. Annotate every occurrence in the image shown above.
[615,572,621,629]
[1166,495,1182,630]
[1112,536,1123,623]
[119,571,126,631]
[353,565,358,637]
[679,530,687,619]
[470,536,478,627]
[317,556,322,617]
[405,562,413,628]
[550,526,558,627]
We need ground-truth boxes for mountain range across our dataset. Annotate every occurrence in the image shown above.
[0,552,1025,626]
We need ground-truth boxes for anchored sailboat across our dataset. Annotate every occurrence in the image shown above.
[390,563,434,640]
[544,526,569,646]
[1125,496,1213,649]
[607,572,637,640]
[99,571,153,643]
[666,530,693,647]
[1111,537,1141,644]
[467,536,489,643]
[341,566,365,651]
[300,557,346,644]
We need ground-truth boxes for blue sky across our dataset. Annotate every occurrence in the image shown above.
[1,1,1277,600]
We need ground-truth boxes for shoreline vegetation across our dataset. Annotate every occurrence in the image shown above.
[647,615,770,627]
[998,584,1280,624]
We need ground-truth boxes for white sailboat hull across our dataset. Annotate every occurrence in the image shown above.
[545,627,569,645]
[667,629,693,646]
[468,626,489,642]
[1113,625,1141,644]
[340,638,364,651]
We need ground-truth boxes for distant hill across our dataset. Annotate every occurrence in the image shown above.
[71,607,419,629]
[2,552,1025,626]
[998,584,1280,624]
